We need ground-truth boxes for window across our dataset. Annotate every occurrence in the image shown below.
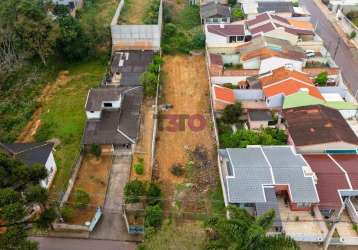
[229,36,236,43]
[213,18,218,23]
[237,36,244,41]
[222,18,227,22]
[103,102,113,107]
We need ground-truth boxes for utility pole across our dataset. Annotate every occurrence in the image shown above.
[333,37,341,60]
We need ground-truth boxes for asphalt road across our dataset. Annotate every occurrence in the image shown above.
[32,237,137,250]
[300,0,358,99]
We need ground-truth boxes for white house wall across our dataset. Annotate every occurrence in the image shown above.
[41,152,57,189]
[264,29,298,45]
[243,58,260,69]
[260,57,303,74]
[266,94,284,108]
[222,54,241,65]
[211,76,248,85]
[205,30,228,45]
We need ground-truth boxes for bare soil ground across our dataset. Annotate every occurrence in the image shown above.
[16,71,70,143]
[130,99,155,181]
[155,55,217,214]
[66,153,112,225]
[119,0,152,24]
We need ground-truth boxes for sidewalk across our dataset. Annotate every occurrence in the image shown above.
[311,0,358,50]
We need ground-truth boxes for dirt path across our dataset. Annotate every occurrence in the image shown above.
[16,71,71,143]
[130,99,155,181]
[155,55,217,212]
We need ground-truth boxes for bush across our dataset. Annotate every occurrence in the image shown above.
[134,159,144,175]
[350,31,357,39]
[171,163,185,177]
[143,0,161,24]
[90,144,102,159]
[221,102,242,124]
[141,71,159,97]
[35,122,54,142]
[353,223,358,232]
[190,32,205,50]
[144,205,163,228]
[315,72,328,86]
[232,8,244,20]
[61,206,75,221]
[147,183,161,205]
[124,180,146,203]
[74,188,90,209]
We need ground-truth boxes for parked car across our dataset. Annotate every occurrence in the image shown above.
[305,49,316,58]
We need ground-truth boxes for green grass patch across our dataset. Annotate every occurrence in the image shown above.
[208,184,226,216]
[39,58,108,199]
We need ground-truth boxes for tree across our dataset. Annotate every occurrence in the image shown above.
[146,183,161,206]
[221,102,242,124]
[315,71,328,86]
[0,153,54,249]
[205,206,299,250]
[233,7,245,20]
[350,31,357,40]
[144,205,163,228]
[134,159,144,175]
[191,32,205,50]
[36,206,57,229]
[124,180,146,203]
[140,71,159,97]
[74,188,90,209]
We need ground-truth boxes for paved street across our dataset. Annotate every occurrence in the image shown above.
[301,0,358,98]
[32,237,137,250]
[90,149,141,241]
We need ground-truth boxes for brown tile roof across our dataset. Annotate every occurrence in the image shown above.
[213,85,235,111]
[304,154,350,209]
[259,67,313,86]
[283,105,358,146]
[240,47,305,61]
[332,155,358,189]
[207,24,245,37]
[303,67,340,77]
[246,12,271,26]
[209,53,223,66]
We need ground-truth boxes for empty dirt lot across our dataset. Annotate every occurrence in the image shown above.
[155,55,217,210]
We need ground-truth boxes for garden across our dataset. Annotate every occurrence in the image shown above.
[60,149,112,225]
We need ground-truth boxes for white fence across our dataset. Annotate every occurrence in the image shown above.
[337,10,358,45]
[111,0,163,51]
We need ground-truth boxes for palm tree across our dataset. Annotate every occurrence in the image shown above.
[205,205,299,250]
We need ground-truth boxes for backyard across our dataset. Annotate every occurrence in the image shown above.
[64,153,112,225]
[155,55,219,216]
[118,0,160,24]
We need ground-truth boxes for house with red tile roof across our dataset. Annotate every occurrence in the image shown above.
[246,12,315,46]
[258,66,323,108]
[283,104,358,153]
[212,85,235,111]
[304,154,358,222]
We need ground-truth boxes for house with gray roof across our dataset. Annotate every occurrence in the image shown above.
[218,145,319,231]
[83,86,143,149]
[200,2,231,24]
[0,142,57,189]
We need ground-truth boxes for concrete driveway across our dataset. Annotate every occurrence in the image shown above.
[90,149,142,242]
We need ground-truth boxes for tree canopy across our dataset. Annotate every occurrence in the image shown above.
[0,153,55,249]
[205,206,299,250]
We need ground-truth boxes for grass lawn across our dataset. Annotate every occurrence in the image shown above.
[39,58,108,199]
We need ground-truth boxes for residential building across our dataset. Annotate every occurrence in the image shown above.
[205,24,252,48]
[246,12,315,45]
[83,86,143,151]
[283,104,358,153]
[257,66,323,107]
[247,109,273,129]
[200,2,231,24]
[0,142,57,189]
[241,0,294,18]
[218,146,323,239]
[304,154,358,219]
[212,85,236,111]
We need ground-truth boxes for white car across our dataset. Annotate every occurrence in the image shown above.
[305,50,316,58]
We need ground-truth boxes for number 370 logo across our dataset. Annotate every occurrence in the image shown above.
[156,114,207,132]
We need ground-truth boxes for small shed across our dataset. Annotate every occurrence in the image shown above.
[247,109,273,130]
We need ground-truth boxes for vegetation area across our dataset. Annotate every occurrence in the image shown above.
[0,154,56,249]
[143,0,161,24]
[315,71,328,86]
[0,0,113,143]
[140,55,164,97]
[346,11,358,27]
[162,3,205,54]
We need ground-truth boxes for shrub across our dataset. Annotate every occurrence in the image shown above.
[353,223,358,233]
[124,180,146,203]
[147,183,161,205]
[315,72,328,86]
[171,163,185,177]
[141,71,159,97]
[232,8,244,20]
[190,32,205,50]
[90,144,102,159]
[35,122,54,142]
[350,31,357,39]
[134,159,144,175]
[144,205,163,228]
[61,206,75,221]
[221,102,242,124]
[74,188,90,209]
[143,0,161,24]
